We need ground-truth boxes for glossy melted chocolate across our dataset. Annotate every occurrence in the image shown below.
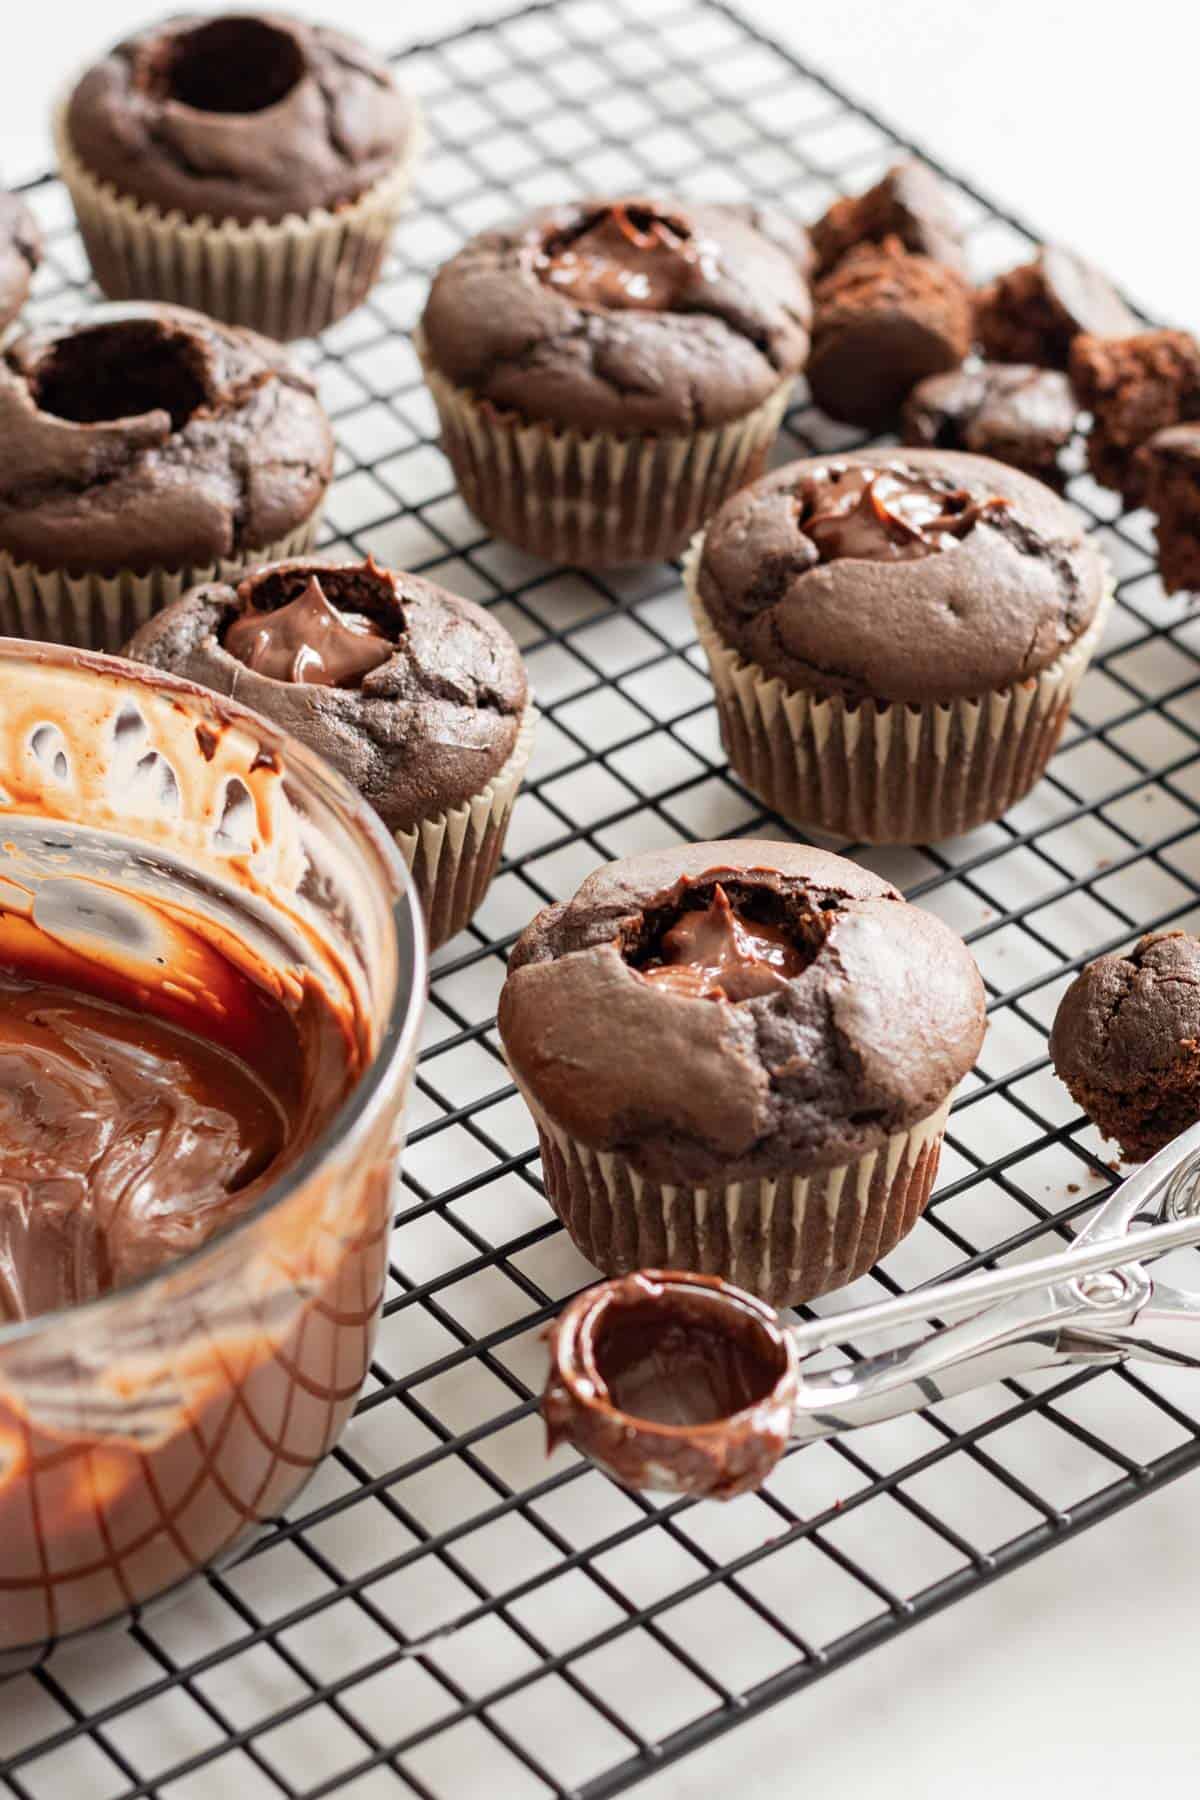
[543,1272,797,1499]
[798,464,1008,562]
[0,972,297,1322]
[639,884,805,1001]
[535,202,715,311]
[224,574,394,687]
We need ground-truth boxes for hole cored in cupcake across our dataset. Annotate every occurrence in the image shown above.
[590,1286,788,1427]
[34,322,210,430]
[535,200,715,312]
[222,563,403,689]
[625,875,833,1003]
[159,17,307,115]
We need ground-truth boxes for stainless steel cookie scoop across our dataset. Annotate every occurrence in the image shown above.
[543,1120,1200,1498]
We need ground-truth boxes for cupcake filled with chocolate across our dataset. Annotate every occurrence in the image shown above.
[58,12,420,339]
[0,302,332,651]
[686,448,1111,843]
[498,841,985,1306]
[126,556,534,948]
[418,196,811,565]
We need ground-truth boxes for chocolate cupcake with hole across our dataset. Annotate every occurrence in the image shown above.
[57,11,421,339]
[685,448,1111,844]
[0,302,332,652]
[498,841,985,1307]
[418,195,812,565]
[126,556,534,950]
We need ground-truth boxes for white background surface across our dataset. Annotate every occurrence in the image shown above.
[6,3,1200,1797]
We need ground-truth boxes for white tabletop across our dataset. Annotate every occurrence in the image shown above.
[5,3,1197,1796]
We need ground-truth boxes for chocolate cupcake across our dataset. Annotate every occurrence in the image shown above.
[418,196,811,566]
[498,842,985,1306]
[1050,932,1200,1161]
[0,191,41,332]
[57,13,420,339]
[686,449,1111,844]
[0,302,332,651]
[126,557,533,949]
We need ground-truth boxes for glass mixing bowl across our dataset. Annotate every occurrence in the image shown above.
[0,640,425,1667]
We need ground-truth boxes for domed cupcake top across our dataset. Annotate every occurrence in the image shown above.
[499,840,985,1185]
[65,12,417,226]
[0,303,332,575]
[126,557,529,834]
[696,447,1107,704]
[420,195,812,436]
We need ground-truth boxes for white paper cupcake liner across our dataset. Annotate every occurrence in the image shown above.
[395,706,536,950]
[520,1082,951,1308]
[684,535,1114,843]
[0,515,324,654]
[55,106,421,341]
[418,331,793,566]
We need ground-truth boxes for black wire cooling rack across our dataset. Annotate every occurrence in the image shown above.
[6,0,1200,1794]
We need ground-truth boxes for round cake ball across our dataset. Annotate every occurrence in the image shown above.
[1050,932,1200,1161]
[418,195,811,564]
[498,839,985,1306]
[126,556,533,950]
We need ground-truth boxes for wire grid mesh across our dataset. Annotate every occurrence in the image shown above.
[5,0,1200,1794]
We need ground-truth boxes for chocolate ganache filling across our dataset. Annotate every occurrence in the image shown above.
[535,201,716,311]
[639,884,806,1001]
[798,464,1009,563]
[224,572,396,687]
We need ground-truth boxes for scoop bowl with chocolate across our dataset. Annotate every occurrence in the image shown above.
[58,11,421,339]
[126,555,534,950]
[0,638,425,1663]
[418,195,811,565]
[687,447,1112,843]
[498,841,985,1307]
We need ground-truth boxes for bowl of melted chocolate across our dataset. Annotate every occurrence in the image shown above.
[0,639,425,1666]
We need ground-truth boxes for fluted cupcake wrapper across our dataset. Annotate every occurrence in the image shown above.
[395,706,536,951]
[418,332,793,566]
[518,1082,950,1308]
[0,515,323,654]
[54,106,421,341]
[684,535,1113,844]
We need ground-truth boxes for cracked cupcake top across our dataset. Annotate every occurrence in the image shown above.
[419,196,812,436]
[499,841,985,1185]
[64,12,416,226]
[125,557,529,833]
[0,303,333,575]
[696,447,1106,704]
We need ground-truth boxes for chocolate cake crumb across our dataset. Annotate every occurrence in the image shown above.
[975,245,1134,371]
[811,160,965,277]
[807,237,973,428]
[1069,329,1200,505]
[1140,423,1200,594]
